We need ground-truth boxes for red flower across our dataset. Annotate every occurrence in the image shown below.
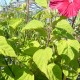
[49,0,80,18]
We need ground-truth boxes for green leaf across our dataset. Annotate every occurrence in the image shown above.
[0,25,4,36]
[40,9,52,20]
[68,59,79,80]
[53,18,74,34]
[30,41,40,47]
[20,3,26,10]
[1,72,14,80]
[17,55,31,62]
[57,39,80,60]
[18,71,34,80]
[20,41,40,57]
[47,63,62,80]
[63,59,79,78]
[53,27,74,39]
[0,55,6,66]
[4,65,34,80]
[33,11,43,19]
[36,28,47,37]
[17,55,31,66]
[61,54,70,66]
[33,47,53,78]
[9,18,22,29]
[63,70,68,77]
[35,0,48,8]
[23,47,39,57]
[6,76,14,80]
[22,20,44,31]
[69,59,79,71]
[0,36,16,57]
[78,68,80,73]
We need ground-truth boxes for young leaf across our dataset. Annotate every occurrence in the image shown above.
[9,18,22,29]
[31,41,40,47]
[35,0,48,8]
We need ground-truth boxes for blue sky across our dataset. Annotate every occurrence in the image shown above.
[0,0,24,6]
[0,0,10,6]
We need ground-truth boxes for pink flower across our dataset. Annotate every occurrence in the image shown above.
[49,0,80,18]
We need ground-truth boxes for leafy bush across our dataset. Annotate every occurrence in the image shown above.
[0,0,80,80]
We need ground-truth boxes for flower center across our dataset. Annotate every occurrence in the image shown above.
[69,0,73,3]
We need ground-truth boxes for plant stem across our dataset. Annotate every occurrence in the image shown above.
[46,27,51,47]
[46,18,52,47]
[72,16,77,28]
[63,75,66,80]
[26,0,29,23]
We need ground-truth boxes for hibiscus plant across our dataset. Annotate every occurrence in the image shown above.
[0,0,80,80]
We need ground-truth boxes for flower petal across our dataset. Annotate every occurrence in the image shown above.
[58,3,79,17]
[49,0,80,18]
[49,0,64,9]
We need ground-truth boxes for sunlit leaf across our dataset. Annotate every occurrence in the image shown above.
[57,39,80,60]
[18,71,34,80]
[31,41,40,47]
[35,0,48,8]
[0,36,16,57]
[9,18,22,29]
[22,20,44,31]
[33,47,53,77]
[17,55,31,66]
[53,18,74,34]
